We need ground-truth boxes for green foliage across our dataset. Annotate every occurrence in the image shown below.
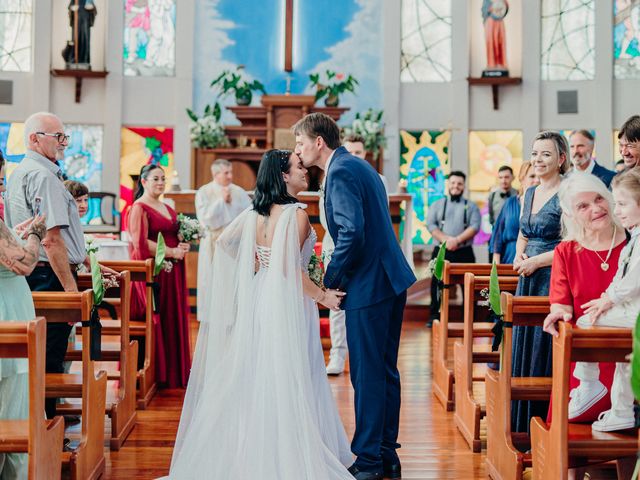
[308,70,359,102]
[154,233,166,276]
[342,109,387,160]
[631,310,640,401]
[90,252,104,305]
[489,261,502,316]
[186,102,230,149]
[433,241,447,281]
[210,66,267,103]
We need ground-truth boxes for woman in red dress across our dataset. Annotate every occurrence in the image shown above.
[544,173,627,424]
[128,164,191,388]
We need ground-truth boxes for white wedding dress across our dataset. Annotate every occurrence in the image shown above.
[164,204,352,479]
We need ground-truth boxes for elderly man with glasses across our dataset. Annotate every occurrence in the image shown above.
[4,111,88,421]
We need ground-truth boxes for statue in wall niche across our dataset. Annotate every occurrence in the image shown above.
[62,0,97,70]
[481,0,509,78]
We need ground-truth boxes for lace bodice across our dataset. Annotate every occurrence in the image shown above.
[256,227,317,270]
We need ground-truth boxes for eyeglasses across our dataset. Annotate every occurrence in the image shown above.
[36,132,70,144]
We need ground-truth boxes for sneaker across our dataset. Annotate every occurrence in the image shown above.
[592,409,635,432]
[568,381,607,420]
[326,357,345,376]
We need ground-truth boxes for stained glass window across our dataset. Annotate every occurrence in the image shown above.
[541,0,595,81]
[614,2,640,79]
[399,129,450,244]
[61,124,103,192]
[469,130,523,244]
[0,122,25,179]
[120,126,174,223]
[123,0,176,77]
[401,0,452,82]
[0,0,32,72]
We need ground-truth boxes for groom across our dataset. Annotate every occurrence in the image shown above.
[294,113,416,480]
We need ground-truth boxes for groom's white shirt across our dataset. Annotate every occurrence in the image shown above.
[320,149,337,254]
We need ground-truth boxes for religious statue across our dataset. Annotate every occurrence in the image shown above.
[62,0,97,70]
[481,0,509,77]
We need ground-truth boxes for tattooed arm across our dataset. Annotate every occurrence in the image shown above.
[0,216,46,276]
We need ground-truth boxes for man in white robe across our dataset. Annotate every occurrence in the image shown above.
[195,159,250,321]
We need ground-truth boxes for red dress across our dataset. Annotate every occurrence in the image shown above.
[548,239,626,422]
[127,201,191,388]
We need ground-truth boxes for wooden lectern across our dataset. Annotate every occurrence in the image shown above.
[190,95,348,191]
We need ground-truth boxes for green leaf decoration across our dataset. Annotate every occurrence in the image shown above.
[631,310,640,401]
[160,153,169,167]
[154,233,166,276]
[90,252,104,305]
[186,108,198,122]
[434,241,446,281]
[489,261,502,316]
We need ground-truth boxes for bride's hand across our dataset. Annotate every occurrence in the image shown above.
[319,289,346,312]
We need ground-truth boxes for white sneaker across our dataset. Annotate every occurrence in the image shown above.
[326,357,345,376]
[568,381,607,420]
[592,409,635,432]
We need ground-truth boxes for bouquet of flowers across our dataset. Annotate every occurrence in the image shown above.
[342,109,387,161]
[186,103,231,149]
[177,214,203,244]
[308,251,324,288]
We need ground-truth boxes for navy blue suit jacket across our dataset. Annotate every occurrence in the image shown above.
[323,147,416,310]
[591,162,616,188]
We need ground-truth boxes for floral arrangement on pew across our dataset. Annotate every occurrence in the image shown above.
[308,251,324,288]
[484,262,505,354]
[308,70,358,107]
[186,102,231,149]
[342,109,387,161]
[428,241,447,317]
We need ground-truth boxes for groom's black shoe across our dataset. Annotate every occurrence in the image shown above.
[348,464,383,480]
[383,461,401,479]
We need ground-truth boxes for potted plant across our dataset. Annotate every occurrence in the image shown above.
[186,103,231,149]
[308,70,358,107]
[210,66,267,106]
[342,109,387,161]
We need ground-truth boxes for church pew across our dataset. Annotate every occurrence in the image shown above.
[32,290,107,480]
[530,322,637,479]
[485,293,552,480]
[0,318,65,480]
[99,259,157,409]
[65,271,138,451]
[453,273,520,452]
[432,261,518,411]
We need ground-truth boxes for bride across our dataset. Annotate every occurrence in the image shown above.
[164,149,353,479]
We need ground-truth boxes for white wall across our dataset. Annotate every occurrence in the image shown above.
[385,0,629,187]
[0,0,194,196]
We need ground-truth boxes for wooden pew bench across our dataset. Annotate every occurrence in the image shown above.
[432,262,518,411]
[32,290,107,480]
[64,271,138,450]
[0,319,64,480]
[530,322,637,480]
[99,259,157,409]
[485,293,552,480]
[453,273,520,452]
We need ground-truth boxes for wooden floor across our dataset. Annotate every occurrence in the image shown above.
[103,320,487,479]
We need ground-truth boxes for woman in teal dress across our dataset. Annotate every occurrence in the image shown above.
[0,181,46,480]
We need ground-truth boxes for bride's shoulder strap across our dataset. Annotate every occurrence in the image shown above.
[281,202,307,210]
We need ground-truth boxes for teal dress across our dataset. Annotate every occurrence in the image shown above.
[0,232,33,479]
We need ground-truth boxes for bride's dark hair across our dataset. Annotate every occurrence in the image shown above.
[252,149,298,216]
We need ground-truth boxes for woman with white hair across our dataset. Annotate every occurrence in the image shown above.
[541,171,632,478]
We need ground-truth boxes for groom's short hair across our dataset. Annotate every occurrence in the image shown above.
[293,113,341,150]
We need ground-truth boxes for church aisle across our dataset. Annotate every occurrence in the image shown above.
[104,321,486,479]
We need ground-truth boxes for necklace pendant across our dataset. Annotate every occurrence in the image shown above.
[601,262,609,271]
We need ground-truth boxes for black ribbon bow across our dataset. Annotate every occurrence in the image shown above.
[82,307,103,361]
[147,281,161,314]
[490,312,511,352]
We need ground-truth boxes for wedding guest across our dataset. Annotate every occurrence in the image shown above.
[617,115,640,171]
[64,180,89,218]
[511,131,568,432]
[487,165,517,226]
[426,171,481,325]
[569,130,615,187]
[128,164,191,388]
[195,159,250,322]
[0,213,46,478]
[343,133,390,194]
[491,161,539,264]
